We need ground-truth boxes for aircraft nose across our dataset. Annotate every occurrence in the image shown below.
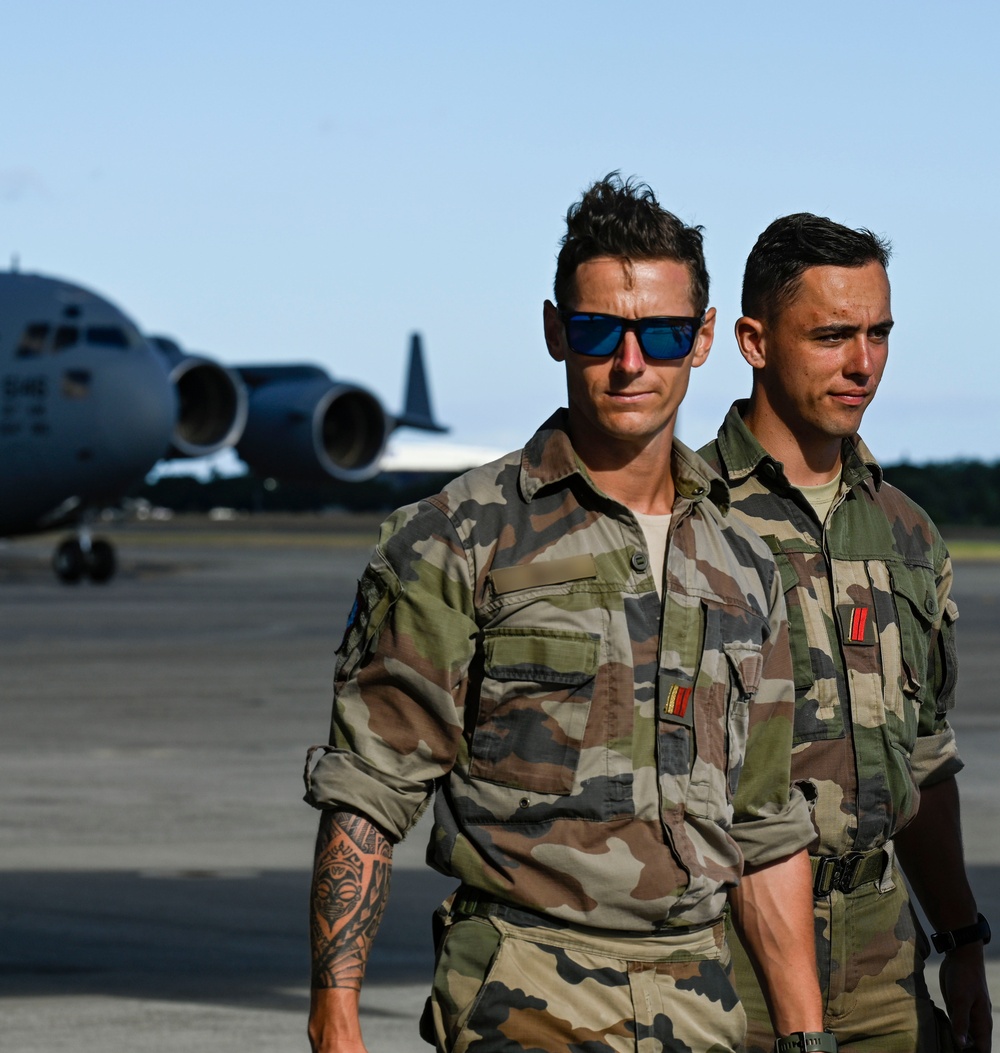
[93,346,178,480]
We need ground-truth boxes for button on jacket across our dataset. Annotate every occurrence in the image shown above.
[306,411,813,932]
[700,403,963,858]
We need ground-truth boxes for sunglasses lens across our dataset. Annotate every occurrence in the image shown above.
[565,315,623,357]
[639,320,696,360]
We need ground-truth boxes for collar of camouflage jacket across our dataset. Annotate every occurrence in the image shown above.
[715,400,884,494]
[519,409,731,510]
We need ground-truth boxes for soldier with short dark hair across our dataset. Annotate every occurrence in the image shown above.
[700,213,992,1052]
[304,176,831,1053]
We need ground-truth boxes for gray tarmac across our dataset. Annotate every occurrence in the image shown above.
[1,515,997,1052]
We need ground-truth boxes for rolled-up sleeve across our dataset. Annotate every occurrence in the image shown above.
[303,501,477,842]
[912,554,964,788]
[912,724,963,788]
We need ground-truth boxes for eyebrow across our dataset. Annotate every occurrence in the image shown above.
[809,318,895,337]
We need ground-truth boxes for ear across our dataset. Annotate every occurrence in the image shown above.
[735,315,766,369]
[690,306,716,369]
[543,300,566,362]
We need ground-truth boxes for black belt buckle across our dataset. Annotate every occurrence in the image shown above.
[455,891,487,918]
[813,852,866,896]
[813,856,838,896]
[837,853,865,891]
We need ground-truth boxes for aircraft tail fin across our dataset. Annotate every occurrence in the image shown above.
[395,332,447,433]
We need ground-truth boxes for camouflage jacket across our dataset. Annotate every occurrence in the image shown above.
[700,403,963,858]
[306,411,813,932]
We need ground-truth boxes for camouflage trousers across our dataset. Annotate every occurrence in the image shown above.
[421,897,745,1053]
[729,867,952,1052]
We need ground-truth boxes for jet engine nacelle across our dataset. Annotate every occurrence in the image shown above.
[234,365,391,483]
[149,336,248,458]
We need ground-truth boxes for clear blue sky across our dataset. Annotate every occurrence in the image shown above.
[3,0,998,463]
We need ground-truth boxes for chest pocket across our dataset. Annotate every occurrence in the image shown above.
[878,561,938,750]
[768,543,846,744]
[470,627,599,795]
[685,603,764,822]
[887,562,938,700]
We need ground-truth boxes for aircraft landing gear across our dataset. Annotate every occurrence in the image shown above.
[53,535,117,584]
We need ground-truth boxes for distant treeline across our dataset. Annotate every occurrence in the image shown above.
[130,460,1000,527]
[880,462,1000,528]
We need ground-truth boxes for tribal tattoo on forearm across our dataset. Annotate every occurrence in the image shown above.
[309,809,393,989]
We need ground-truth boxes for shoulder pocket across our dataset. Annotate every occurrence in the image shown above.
[335,548,402,684]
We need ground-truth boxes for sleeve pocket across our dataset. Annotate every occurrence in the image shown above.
[335,547,403,684]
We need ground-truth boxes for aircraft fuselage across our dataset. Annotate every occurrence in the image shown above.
[1,269,445,582]
[0,273,176,535]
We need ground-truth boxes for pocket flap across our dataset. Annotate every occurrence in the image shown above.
[483,628,599,685]
[760,535,800,593]
[889,563,938,622]
[724,644,764,700]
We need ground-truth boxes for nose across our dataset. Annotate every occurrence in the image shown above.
[846,335,875,378]
[612,329,646,375]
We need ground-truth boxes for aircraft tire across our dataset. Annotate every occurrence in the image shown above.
[86,539,117,584]
[53,538,86,584]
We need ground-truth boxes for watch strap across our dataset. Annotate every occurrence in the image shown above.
[931,912,991,954]
[774,1031,838,1052]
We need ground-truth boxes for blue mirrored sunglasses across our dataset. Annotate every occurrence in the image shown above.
[560,310,704,361]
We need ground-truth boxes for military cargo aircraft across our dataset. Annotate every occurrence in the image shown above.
[0,270,445,582]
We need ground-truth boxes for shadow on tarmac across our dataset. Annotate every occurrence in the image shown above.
[0,865,455,1011]
[3,864,996,1012]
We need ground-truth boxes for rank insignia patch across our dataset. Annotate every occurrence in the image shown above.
[837,603,876,646]
[658,672,694,727]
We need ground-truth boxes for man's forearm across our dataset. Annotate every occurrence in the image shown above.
[728,848,825,1037]
[310,808,393,988]
[895,776,977,930]
[308,808,393,1052]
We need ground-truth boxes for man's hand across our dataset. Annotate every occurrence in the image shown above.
[308,809,394,1053]
[940,944,992,1052]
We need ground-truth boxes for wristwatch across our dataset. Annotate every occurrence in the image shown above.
[774,1032,838,1052]
[930,912,992,954]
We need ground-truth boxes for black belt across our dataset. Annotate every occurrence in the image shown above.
[452,888,720,939]
[811,848,888,896]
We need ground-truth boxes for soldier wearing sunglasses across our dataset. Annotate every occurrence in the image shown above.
[304,175,832,1053]
[700,214,992,1052]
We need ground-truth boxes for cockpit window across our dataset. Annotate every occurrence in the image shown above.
[15,323,50,357]
[14,320,140,355]
[86,326,130,348]
[54,325,79,351]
